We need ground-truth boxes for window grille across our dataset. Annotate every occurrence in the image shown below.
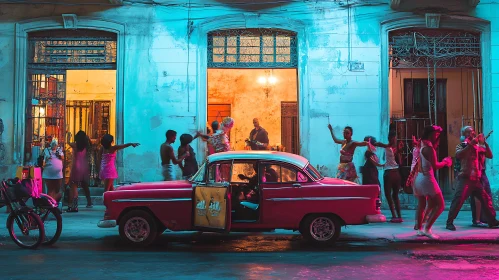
[208,29,297,68]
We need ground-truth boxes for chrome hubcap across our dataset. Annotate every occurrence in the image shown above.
[310,217,335,241]
[124,217,150,243]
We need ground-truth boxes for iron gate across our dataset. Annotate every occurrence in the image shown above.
[25,71,66,164]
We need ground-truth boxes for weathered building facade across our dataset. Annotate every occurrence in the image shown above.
[0,0,497,204]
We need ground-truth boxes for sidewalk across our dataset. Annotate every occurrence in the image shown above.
[2,207,499,244]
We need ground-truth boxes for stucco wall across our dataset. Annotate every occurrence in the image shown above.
[0,0,497,189]
[207,68,297,151]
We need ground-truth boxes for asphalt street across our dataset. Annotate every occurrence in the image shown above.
[0,208,498,279]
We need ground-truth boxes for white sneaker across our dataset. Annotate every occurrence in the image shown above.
[423,229,439,240]
[416,230,425,236]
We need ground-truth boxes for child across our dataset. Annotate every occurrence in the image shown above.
[178,134,199,179]
[98,134,140,192]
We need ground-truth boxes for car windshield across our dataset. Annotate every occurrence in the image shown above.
[306,163,323,181]
[189,161,207,183]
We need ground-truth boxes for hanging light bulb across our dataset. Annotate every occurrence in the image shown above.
[258,76,267,84]
[268,76,277,85]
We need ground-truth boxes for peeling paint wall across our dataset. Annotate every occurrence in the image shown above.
[0,0,497,190]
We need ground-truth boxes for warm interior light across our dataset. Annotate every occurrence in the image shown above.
[39,107,45,115]
[258,76,267,84]
[268,76,277,85]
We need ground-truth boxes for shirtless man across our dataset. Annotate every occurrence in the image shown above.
[160,130,189,181]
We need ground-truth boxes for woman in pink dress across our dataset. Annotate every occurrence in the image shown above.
[67,131,93,212]
[98,134,140,192]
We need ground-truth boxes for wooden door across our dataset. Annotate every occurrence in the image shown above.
[207,104,231,137]
[281,102,298,154]
[403,78,450,196]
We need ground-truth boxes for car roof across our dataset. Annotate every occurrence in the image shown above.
[207,151,310,169]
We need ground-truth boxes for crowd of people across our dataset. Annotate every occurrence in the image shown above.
[39,132,139,213]
[328,122,496,239]
[39,115,496,235]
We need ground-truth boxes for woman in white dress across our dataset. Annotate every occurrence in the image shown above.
[413,125,452,239]
[42,138,64,201]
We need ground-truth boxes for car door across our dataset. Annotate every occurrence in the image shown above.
[192,161,232,232]
[260,162,309,228]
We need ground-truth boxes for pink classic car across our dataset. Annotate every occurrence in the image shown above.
[98,151,385,246]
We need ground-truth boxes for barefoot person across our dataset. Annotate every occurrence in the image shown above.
[327,124,368,182]
[413,125,452,239]
[373,131,403,223]
[160,130,189,181]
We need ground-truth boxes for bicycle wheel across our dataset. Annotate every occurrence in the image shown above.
[7,211,45,249]
[39,208,63,245]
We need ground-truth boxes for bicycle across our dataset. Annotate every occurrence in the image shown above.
[30,193,63,246]
[0,179,45,249]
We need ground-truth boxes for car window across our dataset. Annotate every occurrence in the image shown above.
[261,164,281,183]
[306,164,323,180]
[231,161,257,183]
[208,162,232,183]
[260,163,310,183]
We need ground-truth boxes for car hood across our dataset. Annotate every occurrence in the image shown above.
[115,180,194,191]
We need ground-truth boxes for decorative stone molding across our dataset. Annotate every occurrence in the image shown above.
[62,14,78,29]
[14,17,126,165]
[425,13,441,28]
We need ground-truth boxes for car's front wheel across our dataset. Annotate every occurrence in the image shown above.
[119,210,158,247]
[301,214,341,245]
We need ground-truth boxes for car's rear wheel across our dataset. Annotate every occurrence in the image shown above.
[119,210,158,247]
[301,214,341,245]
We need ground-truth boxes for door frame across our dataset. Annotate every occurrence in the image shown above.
[380,15,492,168]
[195,14,309,163]
[14,16,125,166]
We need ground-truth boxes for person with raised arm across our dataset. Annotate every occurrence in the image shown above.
[327,123,368,182]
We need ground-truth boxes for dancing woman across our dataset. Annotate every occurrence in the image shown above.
[413,125,452,239]
[327,124,368,182]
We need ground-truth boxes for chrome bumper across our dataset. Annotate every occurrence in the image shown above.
[366,214,386,223]
[97,220,117,228]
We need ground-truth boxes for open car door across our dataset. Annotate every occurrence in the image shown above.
[193,162,232,232]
